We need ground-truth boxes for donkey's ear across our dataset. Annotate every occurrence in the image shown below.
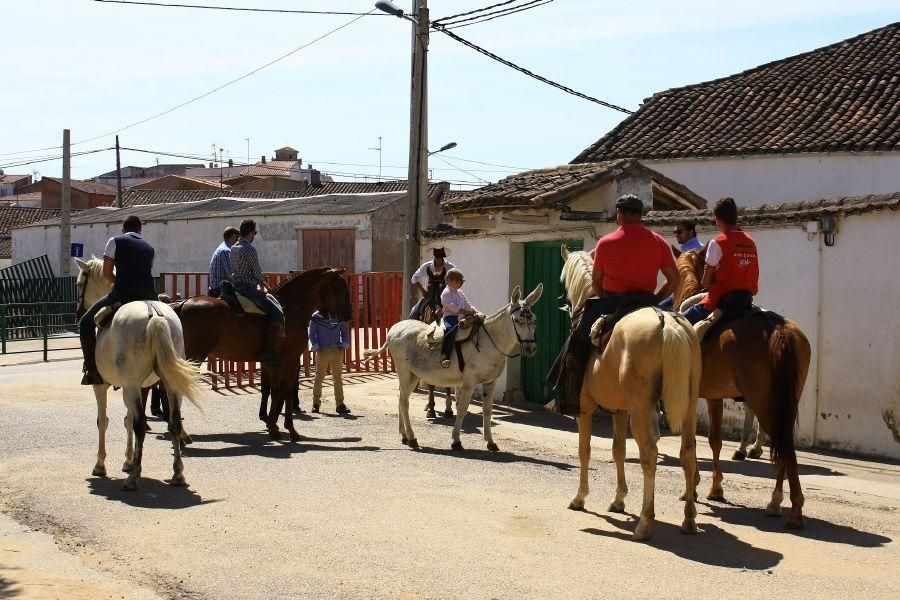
[524,282,543,307]
[670,244,681,259]
[560,244,569,260]
[74,257,89,271]
[329,267,347,275]
[510,285,522,305]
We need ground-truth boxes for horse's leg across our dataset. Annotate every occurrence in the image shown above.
[168,394,187,486]
[568,406,594,510]
[122,410,135,474]
[122,387,146,491]
[92,384,111,477]
[748,419,767,459]
[481,381,499,451]
[265,372,283,439]
[283,373,301,442]
[765,462,786,517]
[450,381,475,451]
[426,385,437,419]
[630,409,658,541]
[259,377,270,422]
[608,410,629,513]
[398,370,419,448]
[680,417,699,534]
[706,398,725,501]
[784,452,805,529]
[443,387,454,418]
[733,405,755,460]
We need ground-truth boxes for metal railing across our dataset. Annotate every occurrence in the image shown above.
[0,302,80,361]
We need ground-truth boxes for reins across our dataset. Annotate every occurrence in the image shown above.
[478,304,532,359]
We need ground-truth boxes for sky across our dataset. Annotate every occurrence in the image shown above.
[2,0,898,188]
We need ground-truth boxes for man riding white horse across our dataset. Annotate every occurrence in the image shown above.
[79,215,158,385]
[557,194,680,411]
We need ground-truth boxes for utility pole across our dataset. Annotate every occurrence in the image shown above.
[402,0,429,315]
[60,129,72,277]
[115,135,123,208]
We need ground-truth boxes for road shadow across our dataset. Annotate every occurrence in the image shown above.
[579,510,783,569]
[0,564,22,598]
[86,477,219,509]
[415,446,575,471]
[178,431,379,458]
[697,500,893,547]
[632,453,842,478]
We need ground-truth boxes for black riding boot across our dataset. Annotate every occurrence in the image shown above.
[440,328,456,368]
[258,324,281,363]
[80,331,104,385]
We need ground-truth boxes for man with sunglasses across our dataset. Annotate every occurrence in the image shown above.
[660,219,704,308]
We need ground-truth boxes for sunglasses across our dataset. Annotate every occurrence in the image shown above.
[673,229,685,235]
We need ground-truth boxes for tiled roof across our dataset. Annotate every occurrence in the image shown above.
[573,23,900,162]
[0,174,31,185]
[131,175,232,190]
[642,192,900,226]
[120,181,436,207]
[25,192,406,227]
[42,177,117,195]
[421,224,485,240]
[440,159,706,214]
[0,206,62,236]
[0,237,10,258]
[0,192,42,205]
[241,161,300,177]
[276,146,298,152]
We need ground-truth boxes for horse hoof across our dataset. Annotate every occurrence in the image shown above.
[401,437,409,446]
[92,466,107,478]
[568,499,585,511]
[122,463,133,473]
[451,441,463,451]
[443,410,454,419]
[181,434,193,446]
[487,442,499,452]
[785,517,804,530]
[632,524,652,541]
[408,438,419,449]
[706,493,726,502]
[426,410,437,419]
[678,491,699,502]
[608,501,625,513]
[732,450,746,461]
[681,519,698,535]
[267,428,282,440]
[121,480,138,492]
[170,475,187,487]
[748,447,763,459]
[289,431,301,443]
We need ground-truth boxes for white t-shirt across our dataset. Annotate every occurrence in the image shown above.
[411,259,455,290]
[705,239,723,268]
[103,231,143,260]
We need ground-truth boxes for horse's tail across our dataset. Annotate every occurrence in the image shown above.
[147,316,204,409]
[362,340,390,363]
[660,313,698,435]
[769,323,802,465]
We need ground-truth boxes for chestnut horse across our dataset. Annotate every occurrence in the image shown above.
[174,267,353,441]
[673,246,811,529]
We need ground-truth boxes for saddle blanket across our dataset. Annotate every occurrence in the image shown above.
[236,292,280,316]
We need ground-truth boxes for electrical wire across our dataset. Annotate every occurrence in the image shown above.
[92,0,384,16]
[435,0,547,28]
[433,26,634,114]
[439,1,554,30]
[440,155,534,170]
[0,148,114,170]
[432,156,490,184]
[432,0,522,26]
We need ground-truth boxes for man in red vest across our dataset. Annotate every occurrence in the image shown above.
[683,197,759,324]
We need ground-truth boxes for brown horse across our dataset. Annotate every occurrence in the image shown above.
[673,246,812,528]
[174,267,353,441]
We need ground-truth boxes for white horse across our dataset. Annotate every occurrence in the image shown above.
[75,257,203,490]
[365,284,543,451]
[560,247,701,540]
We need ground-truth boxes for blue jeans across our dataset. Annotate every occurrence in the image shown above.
[659,294,674,309]
[236,285,284,325]
[682,302,711,325]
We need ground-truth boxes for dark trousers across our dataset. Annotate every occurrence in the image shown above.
[441,315,459,362]
[236,285,284,325]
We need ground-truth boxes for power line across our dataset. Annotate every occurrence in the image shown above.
[432,0,522,26]
[433,26,634,114]
[432,156,490,184]
[92,0,383,16]
[0,148,114,170]
[440,155,534,170]
[440,1,554,30]
[436,0,549,28]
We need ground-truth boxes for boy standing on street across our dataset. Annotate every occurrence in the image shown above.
[309,310,351,414]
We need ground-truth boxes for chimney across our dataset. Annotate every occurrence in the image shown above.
[261,155,266,164]
[209,162,214,168]
[228,158,234,167]
[310,167,322,188]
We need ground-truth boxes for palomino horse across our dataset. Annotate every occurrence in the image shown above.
[418,280,454,420]
[174,267,353,441]
[75,258,203,490]
[560,247,701,540]
[365,284,543,451]
[673,246,811,528]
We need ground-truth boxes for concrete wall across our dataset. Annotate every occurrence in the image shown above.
[645,153,900,207]
[14,212,375,277]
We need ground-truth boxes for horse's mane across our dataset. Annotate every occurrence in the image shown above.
[271,267,333,295]
[560,250,594,311]
[674,245,707,305]
[83,255,105,280]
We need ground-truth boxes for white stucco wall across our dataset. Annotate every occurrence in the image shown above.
[645,152,900,207]
[13,212,373,279]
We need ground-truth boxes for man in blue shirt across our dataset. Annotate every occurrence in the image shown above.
[208,226,239,297]
[230,219,284,363]
[660,219,704,309]
[309,310,351,414]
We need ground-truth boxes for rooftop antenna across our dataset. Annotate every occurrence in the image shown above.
[369,136,383,181]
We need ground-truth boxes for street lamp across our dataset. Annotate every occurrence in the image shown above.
[376,1,430,316]
[428,142,457,156]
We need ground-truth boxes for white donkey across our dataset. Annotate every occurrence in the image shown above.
[76,257,203,490]
[365,284,543,451]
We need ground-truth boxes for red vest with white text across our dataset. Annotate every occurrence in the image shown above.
[703,228,759,311]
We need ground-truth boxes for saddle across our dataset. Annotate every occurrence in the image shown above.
[424,314,481,347]
[693,291,784,343]
[94,303,122,329]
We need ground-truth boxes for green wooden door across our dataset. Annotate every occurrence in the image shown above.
[522,239,584,404]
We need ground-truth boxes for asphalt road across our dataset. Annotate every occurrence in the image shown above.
[1,357,899,599]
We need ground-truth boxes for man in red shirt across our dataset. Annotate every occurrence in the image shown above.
[683,197,759,325]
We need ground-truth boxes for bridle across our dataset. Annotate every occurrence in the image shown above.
[481,303,536,359]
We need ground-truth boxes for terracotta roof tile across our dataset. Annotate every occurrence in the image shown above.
[0,206,62,237]
[41,177,118,195]
[0,237,10,258]
[573,23,900,162]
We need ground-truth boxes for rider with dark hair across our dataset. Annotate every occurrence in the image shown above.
[79,215,157,385]
[409,246,455,321]
[230,219,284,363]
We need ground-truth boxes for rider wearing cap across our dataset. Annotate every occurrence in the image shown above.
[79,215,157,385]
[682,197,759,325]
[409,247,455,321]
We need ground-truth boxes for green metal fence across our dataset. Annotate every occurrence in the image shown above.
[0,302,80,361]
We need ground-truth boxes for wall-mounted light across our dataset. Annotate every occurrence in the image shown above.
[821,213,837,247]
